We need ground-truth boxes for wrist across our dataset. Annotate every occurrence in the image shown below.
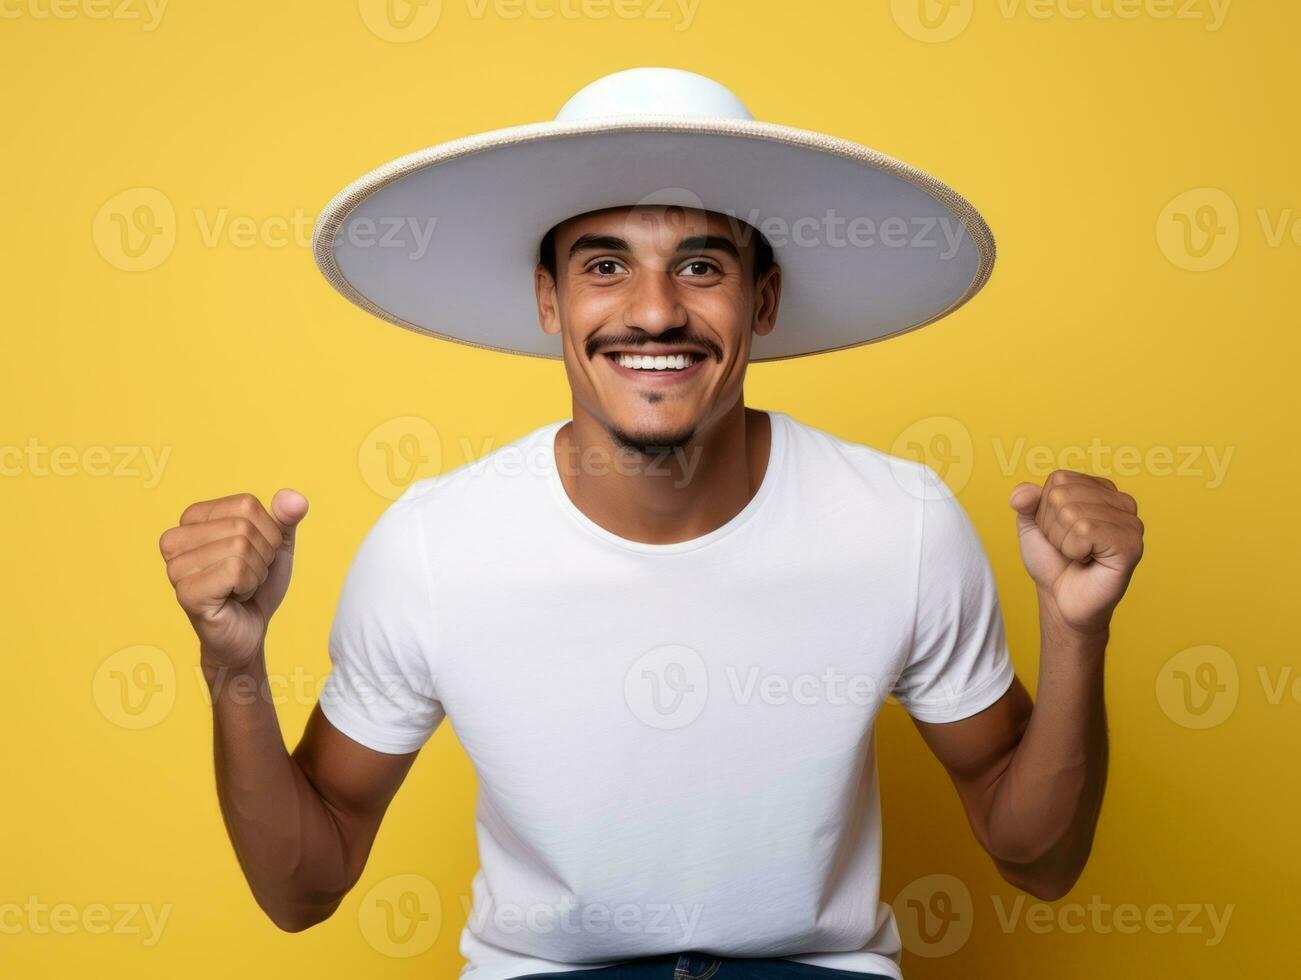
[1036,588,1111,655]
[201,646,269,701]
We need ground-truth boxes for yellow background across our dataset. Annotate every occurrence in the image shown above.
[2,0,1295,976]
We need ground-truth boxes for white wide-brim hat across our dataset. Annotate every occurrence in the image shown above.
[312,66,995,362]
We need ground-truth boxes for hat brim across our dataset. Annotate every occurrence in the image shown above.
[312,116,995,362]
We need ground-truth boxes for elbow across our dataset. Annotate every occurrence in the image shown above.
[270,911,320,934]
[258,893,340,934]
[994,849,1088,902]
[986,823,1096,902]
[1006,868,1079,902]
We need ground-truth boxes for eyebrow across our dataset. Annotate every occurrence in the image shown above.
[568,233,742,261]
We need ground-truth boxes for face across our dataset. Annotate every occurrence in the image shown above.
[534,205,781,456]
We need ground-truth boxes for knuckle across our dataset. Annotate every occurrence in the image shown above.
[1059,504,1081,525]
[175,577,202,609]
[226,516,254,537]
[235,492,261,517]
[225,554,257,587]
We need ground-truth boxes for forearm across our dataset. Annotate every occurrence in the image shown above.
[984,592,1109,897]
[202,648,353,931]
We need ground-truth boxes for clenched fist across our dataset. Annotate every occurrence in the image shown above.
[159,489,309,671]
[1010,470,1144,637]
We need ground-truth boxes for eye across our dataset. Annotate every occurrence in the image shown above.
[588,258,628,276]
[680,259,721,278]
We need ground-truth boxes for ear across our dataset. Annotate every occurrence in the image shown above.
[751,263,782,339]
[535,264,561,337]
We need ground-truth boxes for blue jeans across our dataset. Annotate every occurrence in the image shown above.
[520,951,892,978]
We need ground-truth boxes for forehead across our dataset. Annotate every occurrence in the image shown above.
[553,205,750,250]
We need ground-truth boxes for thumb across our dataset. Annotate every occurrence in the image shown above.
[1009,482,1043,532]
[270,488,309,555]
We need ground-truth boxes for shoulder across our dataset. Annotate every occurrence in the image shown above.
[777,410,943,507]
[375,417,560,529]
[776,411,983,560]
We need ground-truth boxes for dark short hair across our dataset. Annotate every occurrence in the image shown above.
[538,214,775,284]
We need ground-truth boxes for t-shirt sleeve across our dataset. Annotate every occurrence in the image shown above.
[891,463,1016,723]
[318,488,445,754]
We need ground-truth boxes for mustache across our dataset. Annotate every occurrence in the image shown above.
[586,330,722,361]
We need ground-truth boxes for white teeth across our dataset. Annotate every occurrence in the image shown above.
[615,353,697,371]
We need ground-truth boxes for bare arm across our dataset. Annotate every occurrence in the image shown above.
[912,469,1140,900]
[162,490,417,932]
[912,605,1108,900]
[204,656,418,931]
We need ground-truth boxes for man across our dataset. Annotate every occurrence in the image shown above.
[159,69,1144,978]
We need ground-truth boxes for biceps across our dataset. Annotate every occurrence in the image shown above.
[912,676,1033,796]
[291,704,419,849]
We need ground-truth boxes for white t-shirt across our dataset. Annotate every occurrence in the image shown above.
[319,409,1015,979]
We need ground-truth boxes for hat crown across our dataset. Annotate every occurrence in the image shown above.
[554,67,754,122]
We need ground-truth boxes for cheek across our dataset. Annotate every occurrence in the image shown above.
[688,289,752,337]
[564,281,620,312]
[559,293,619,340]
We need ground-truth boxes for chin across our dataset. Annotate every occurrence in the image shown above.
[605,413,698,457]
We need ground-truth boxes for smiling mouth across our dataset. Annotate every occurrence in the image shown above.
[602,351,708,382]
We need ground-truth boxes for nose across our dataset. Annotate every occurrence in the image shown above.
[622,266,688,336]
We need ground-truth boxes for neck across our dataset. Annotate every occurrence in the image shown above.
[554,401,772,545]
